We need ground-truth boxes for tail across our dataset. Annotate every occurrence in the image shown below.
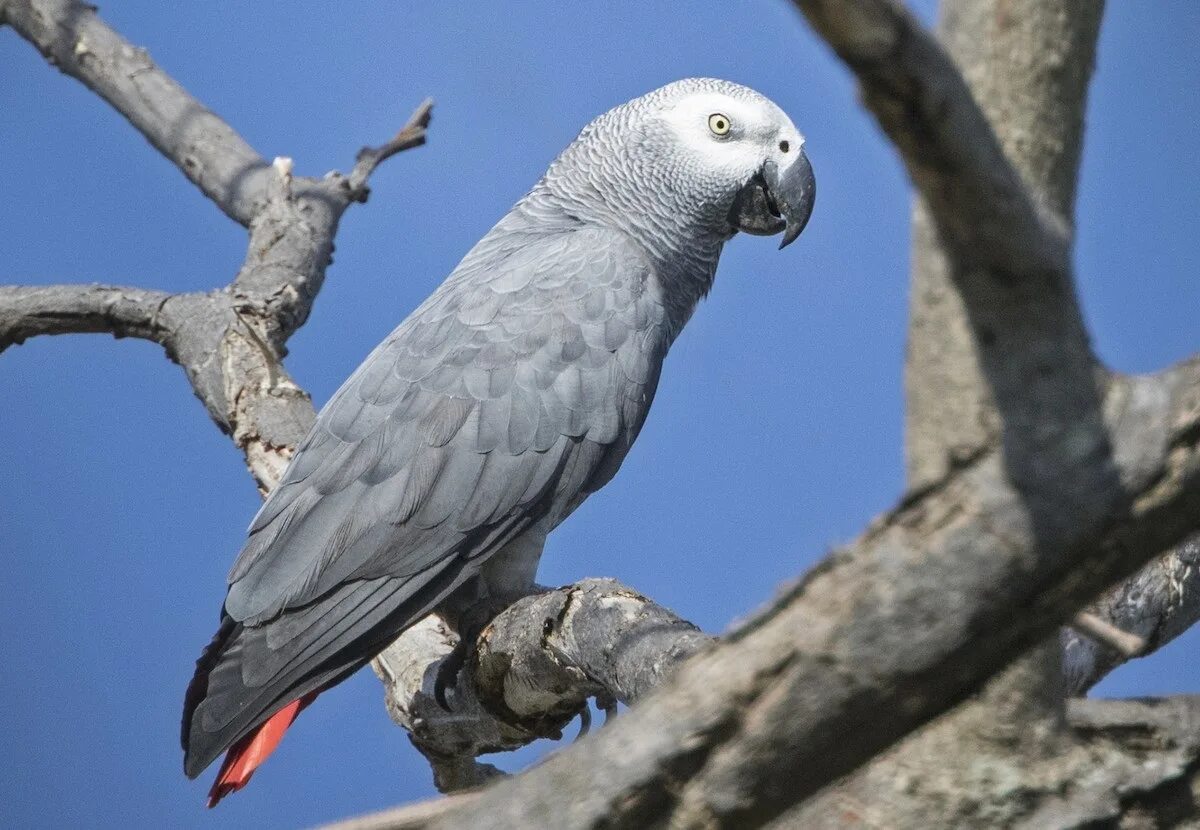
[183,565,477,806]
[206,691,318,808]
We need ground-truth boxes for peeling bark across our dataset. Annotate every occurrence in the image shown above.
[372,579,712,793]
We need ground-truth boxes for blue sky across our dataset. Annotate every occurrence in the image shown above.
[1,3,1197,828]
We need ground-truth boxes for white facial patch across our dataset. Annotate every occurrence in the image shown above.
[659,90,803,180]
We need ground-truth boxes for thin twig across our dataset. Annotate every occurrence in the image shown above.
[1071,611,1147,660]
[349,98,435,197]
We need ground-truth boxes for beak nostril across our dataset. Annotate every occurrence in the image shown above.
[779,140,790,153]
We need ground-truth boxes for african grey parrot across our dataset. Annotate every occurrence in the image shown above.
[183,77,814,805]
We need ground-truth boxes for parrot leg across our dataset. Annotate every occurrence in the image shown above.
[434,531,548,709]
[434,598,504,710]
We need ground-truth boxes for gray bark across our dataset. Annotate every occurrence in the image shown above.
[904,0,1103,490]
[2,0,272,226]
[783,1,1102,825]
[0,0,428,491]
[1064,533,1200,695]
[371,579,711,793]
[777,695,1200,830]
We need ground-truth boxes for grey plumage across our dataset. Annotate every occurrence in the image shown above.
[183,77,814,782]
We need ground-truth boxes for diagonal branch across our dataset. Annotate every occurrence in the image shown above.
[330,351,1200,830]
[792,0,1070,280]
[1064,533,1200,694]
[1,0,272,226]
[321,697,1200,830]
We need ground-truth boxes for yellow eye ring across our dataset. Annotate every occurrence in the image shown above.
[708,113,731,136]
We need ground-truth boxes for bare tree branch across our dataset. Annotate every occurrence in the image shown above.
[890,0,1104,490]
[827,2,1105,822]
[371,578,712,793]
[1,0,432,490]
[349,98,435,197]
[792,0,1070,281]
[849,0,1200,702]
[1071,609,1145,660]
[316,793,480,830]
[1,0,272,226]
[773,696,1200,829]
[328,350,1197,828]
[0,283,177,352]
[1065,533,1200,694]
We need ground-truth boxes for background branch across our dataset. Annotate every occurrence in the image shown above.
[1065,533,1200,694]
[1,0,432,490]
[349,98,435,197]
[792,0,1070,280]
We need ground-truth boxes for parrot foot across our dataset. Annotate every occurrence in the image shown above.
[433,599,503,710]
[433,639,470,710]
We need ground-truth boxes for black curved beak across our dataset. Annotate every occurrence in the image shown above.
[728,148,816,249]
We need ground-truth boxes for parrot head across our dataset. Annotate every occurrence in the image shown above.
[538,78,815,254]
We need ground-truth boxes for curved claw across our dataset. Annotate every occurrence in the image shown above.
[574,704,592,741]
[598,694,618,725]
[434,640,469,710]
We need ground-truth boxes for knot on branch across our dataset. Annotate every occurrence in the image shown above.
[371,578,712,793]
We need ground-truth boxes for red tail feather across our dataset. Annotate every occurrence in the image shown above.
[206,691,319,808]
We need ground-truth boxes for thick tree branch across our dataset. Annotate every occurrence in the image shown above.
[324,350,1198,829]
[795,3,1107,826]
[324,698,1200,830]
[891,0,1104,490]
[371,579,712,793]
[773,696,1200,829]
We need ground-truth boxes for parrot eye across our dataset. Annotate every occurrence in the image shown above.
[707,113,732,137]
